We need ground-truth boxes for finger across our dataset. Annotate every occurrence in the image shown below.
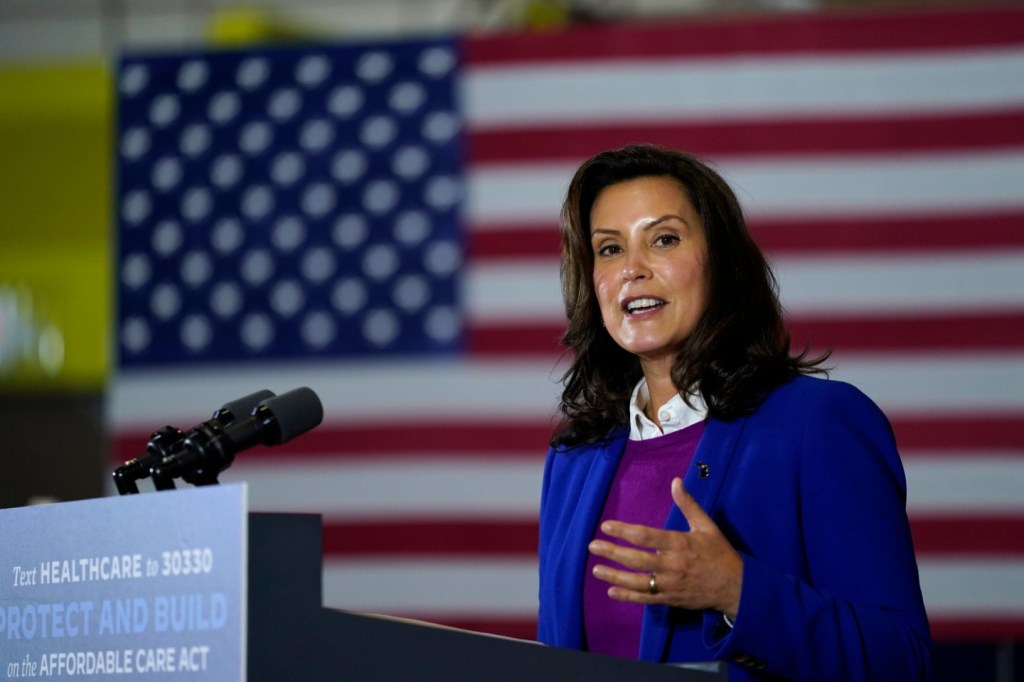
[600,519,672,551]
[607,585,659,604]
[588,539,659,572]
[591,563,654,595]
[672,477,714,533]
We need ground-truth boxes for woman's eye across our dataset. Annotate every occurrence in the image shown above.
[596,244,621,256]
[654,234,679,247]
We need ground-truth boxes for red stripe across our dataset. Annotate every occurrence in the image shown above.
[468,111,1024,163]
[112,410,1023,468]
[112,412,1022,466]
[467,224,559,260]
[892,415,1024,452]
[465,322,565,356]
[468,211,1024,260]
[323,519,538,557]
[471,312,1024,355]
[788,312,1024,353]
[465,7,1024,63]
[911,516,1024,555]
[321,517,1024,558]
[466,311,1024,357]
[751,212,1024,254]
[929,618,1024,641]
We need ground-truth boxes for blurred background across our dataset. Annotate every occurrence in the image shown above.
[1,0,1022,678]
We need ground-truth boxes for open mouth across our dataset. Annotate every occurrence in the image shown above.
[623,297,666,315]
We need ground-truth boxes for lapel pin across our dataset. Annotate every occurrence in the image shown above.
[697,461,710,479]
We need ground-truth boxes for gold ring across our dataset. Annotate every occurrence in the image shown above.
[648,572,658,595]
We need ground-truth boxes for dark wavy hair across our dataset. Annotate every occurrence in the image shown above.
[553,144,827,446]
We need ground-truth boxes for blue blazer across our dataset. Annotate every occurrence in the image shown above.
[537,375,932,681]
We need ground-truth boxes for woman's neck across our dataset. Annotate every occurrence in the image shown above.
[641,364,680,425]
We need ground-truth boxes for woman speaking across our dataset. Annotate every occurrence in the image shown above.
[537,145,932,681]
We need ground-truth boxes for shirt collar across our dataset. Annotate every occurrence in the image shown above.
[628,377,707,441]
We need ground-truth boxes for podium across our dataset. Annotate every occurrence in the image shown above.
[0,486,726,681]
[250,513,726,680]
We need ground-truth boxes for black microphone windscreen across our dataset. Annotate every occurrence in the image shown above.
[261,387,323,444]
[221,389,276,419]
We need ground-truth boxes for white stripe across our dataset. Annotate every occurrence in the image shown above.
[220,459,543,519]
[829,352,1024,414]
[467,163,571,224]
[321,557,1024,617]
[108,358,565,427]
[775,250,1024,315]
[111,353,1024,426]
[919,558,1024,615]
[110,452,1024,521]
[721,154,1024,218]
[466,250,1024,323]
[465,48,1024,127]
[905,455,1024,515]
[466,260,562,323]
[466,151,1024,224]
[323,559,537,615]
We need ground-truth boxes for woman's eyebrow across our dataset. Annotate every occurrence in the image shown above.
[591,214,688,238]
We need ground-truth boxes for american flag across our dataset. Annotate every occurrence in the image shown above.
[110,6,1024,643]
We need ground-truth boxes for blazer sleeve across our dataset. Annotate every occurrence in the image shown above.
[701,380,933,681]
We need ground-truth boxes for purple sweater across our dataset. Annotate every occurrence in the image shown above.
[582,421,706,658]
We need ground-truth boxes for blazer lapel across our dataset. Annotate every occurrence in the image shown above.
[637,415,749,662]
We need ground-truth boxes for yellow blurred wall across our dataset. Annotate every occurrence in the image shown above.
[0,63,111,389]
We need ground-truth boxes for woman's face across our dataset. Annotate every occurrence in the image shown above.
[590,175,709,373]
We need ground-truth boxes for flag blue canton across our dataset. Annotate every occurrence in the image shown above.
[116,38,465,367]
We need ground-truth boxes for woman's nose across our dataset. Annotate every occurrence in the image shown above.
[622,250,650,281]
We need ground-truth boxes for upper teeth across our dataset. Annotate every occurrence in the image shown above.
[627,298,661,312]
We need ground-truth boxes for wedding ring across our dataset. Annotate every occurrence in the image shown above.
[648,572,658,595]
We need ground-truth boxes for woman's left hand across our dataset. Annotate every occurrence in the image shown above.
[588,477,744,619]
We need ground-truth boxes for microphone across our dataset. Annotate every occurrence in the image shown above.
[113,389,275,495]
[150,387,323,490]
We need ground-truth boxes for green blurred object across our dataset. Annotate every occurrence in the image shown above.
[207,7,311,46]
[524,0,571,28]
[0,63,111,389]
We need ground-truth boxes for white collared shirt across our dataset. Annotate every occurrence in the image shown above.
[628,378,708,441]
